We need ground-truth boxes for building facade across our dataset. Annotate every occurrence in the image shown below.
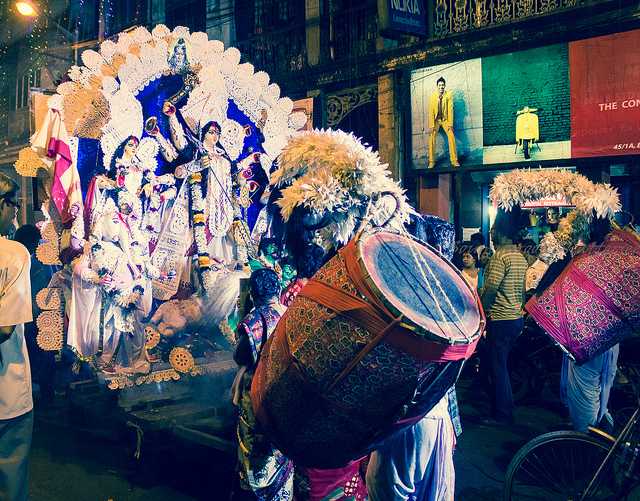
[233,0,640,241]
[2,0,639,236]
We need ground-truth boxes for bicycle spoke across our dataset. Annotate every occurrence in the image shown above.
[528,451,567,493]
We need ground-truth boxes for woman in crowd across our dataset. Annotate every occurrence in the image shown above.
[460,248,482,292]
[233,268,294,500]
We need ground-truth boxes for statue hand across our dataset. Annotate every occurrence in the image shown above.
[202,155,211,168]
[99,275,113,287]
[162,102,176,115]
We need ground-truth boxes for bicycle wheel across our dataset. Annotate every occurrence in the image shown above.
[504,430,617,501]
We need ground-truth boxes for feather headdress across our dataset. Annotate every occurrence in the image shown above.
[272,129,415,246]
[490,167,622,265]
[489,168,620,219]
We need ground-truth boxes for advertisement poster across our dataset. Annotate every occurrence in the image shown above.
[410,59,483,169]
[410,31,640,168]
[482,44,571,164]
[570,29,640,158]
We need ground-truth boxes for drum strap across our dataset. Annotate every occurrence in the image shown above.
[300,278,478,394]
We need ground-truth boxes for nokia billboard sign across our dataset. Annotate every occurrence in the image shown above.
[378,0,427,37]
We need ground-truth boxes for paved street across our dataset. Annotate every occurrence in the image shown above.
[26,374,570,501]
[454,381,566,500]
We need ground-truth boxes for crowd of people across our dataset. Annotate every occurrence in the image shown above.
[0,171,624,501]
[453,217,620,434]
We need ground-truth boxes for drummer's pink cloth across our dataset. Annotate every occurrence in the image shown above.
[305,458,368,501]
[526,229,640,364]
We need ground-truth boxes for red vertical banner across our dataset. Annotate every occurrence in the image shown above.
[570,29,640,158]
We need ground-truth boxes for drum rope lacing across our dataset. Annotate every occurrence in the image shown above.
[356,196,469,341]
[397,227,470,339]
[399,227,467,330]
[377,230,472,342]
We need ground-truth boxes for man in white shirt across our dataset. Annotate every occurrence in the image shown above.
[0,173,33,501]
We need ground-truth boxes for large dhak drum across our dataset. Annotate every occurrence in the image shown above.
[526,229,640,364]
[251,230,484,467]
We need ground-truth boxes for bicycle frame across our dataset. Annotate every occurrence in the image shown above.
[581,405,640,500]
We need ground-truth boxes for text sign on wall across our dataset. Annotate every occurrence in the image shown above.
[570,29,640,158]
[378,0,426,37]
[522,194,573,209]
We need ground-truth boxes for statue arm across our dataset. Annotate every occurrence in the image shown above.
[168,113,188,151]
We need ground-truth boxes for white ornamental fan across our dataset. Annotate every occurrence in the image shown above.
[81,49,104,72]
[151,24,171,40]
[236,63,254,80]
[130,26,152,45]
[253,71,270,90]
[276,97,294,116]
[265,83,281,103]
[115,32,134,56]
[189,32,210,65]
[172,26,191,40]
[99,40,118,62]
[220,47,241,75]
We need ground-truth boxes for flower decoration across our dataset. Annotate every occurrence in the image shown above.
[15,147,46,177]
[188,171,216,291]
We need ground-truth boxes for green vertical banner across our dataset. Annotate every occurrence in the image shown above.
[481,44,571,164]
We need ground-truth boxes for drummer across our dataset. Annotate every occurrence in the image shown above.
[557,218,619,433]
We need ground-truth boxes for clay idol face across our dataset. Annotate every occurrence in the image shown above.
[124,137,139,158]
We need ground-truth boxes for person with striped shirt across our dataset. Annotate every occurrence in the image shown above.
[480,210,528,425]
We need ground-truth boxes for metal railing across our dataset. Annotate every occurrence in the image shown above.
[329,2,378,60]
[433,0,588,37]
[237,23,307,76]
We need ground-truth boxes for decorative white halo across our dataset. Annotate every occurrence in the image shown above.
[47,25,308,176]
[272,129,415,247]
